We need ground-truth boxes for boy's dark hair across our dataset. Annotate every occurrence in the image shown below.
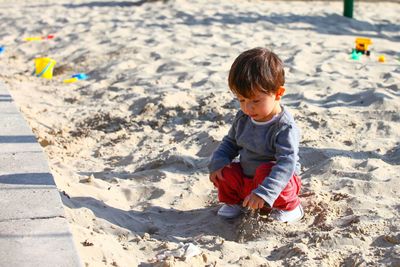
[228,47,285,98]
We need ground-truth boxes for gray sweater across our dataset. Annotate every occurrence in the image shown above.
[208,106,301,207]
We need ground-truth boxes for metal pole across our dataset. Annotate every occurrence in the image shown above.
[344,0,354,18]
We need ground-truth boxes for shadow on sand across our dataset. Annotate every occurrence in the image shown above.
[173,11,399,41]
[61,1,399,41]
[62,195,240,242]
[63,0,167,8]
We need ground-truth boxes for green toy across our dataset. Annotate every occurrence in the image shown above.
[351,50,362,60]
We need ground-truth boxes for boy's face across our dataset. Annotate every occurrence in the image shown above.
[236,88,284,122]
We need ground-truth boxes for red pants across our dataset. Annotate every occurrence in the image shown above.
[216,162,301,211]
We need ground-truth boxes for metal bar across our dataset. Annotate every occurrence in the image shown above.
[344,0,354,18]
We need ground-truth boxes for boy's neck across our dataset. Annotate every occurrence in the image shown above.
[266,101,282,121]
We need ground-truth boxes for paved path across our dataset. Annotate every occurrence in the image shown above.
[0,82,81,267]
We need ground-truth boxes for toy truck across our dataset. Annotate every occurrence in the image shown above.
[354,37,372,56]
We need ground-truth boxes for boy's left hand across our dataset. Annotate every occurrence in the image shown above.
[242,193,265,210]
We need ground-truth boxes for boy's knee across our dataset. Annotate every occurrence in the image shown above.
[221,163,242,181]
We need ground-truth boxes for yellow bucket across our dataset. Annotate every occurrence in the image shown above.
[34,57,56,79]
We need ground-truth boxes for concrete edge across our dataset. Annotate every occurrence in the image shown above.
[0,81,82,267]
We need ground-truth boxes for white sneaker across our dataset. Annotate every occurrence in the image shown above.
[270,204,304,223]
[217,204,243,219]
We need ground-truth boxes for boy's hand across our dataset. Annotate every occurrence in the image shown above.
[209,168,225,187]
[243,193,265,210]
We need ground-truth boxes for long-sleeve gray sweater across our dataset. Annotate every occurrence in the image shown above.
[208,106,301,207]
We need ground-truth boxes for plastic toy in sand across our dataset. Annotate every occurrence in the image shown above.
[63,73,89,83]
[351,50,362,60]
[0,46,4,54]
[353,37,372,56]
[34,57,56,79]
[24,35,55,42]
[378,55,385,63]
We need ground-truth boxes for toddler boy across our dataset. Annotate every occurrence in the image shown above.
[208,47,303,222]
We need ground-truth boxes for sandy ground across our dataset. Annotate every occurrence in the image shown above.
[1,0,400,266]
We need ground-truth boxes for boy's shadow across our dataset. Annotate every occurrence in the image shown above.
[62,195,240,242]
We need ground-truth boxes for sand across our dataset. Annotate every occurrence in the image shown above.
[1,0,400,266]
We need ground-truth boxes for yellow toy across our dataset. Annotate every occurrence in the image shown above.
[63,73,88,83]
[63,77,79,83]
[24,35,55,42]
[24,37,43,41]
[378,55,385,62]
[354,37,372,56]
[34,57,56,79]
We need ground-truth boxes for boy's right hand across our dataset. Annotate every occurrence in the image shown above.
[209,168,225,187]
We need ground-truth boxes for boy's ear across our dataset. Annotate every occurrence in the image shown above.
[275,86,285,100]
